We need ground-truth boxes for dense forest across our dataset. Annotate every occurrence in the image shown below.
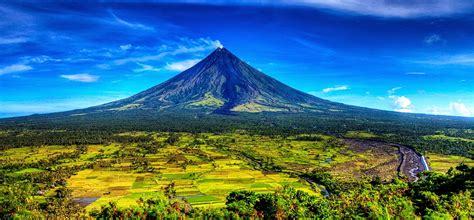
[1,111,473,156]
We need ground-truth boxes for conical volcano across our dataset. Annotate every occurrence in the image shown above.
[89,47,350,114]
[4,47,469,133]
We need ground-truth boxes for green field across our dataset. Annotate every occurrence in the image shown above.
[1,132,323,211]
[1,131,473,218]
[426,153,474,172]
[424,134,474,143]
[0,132,413,211]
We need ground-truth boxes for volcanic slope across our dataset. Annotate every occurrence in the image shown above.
[89,47,358,114]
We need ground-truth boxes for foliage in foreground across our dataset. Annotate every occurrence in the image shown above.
[3,164,471,219]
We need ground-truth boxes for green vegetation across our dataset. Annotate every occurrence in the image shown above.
[426,153,474,172]
[1,130,473,218]
[232,102,287,112]
[188,92,224,108]
[425,134,474,143]
[345,130,379,139]
[1,112,472,157]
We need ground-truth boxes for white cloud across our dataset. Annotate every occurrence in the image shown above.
[428,106,444,115]
[60,73,99,82]
[96,63,111,69]
[405,72,425,75]
[133,63,161,72]
[0,37,28,44]
[449,102,471,116]
[183,0,473,18]
[0,64,32,76]
[289,37,334,55]
[426,103,473,117]
[424,34,443,45]
[322,85,349,93]
[307,91,318,96]
[165,59,200,72]
[388,87,402,96]
[120,44,132,51]
[417,54,474,65]
[113,38,221,65]
[394,108,412,113]
[0,94,130,118]
[393,96,413,112]
[387,87,413,113]
[171,38,223,55]
[109,11,154,31]
[27,55,62,63]
[114,53,167,66]
[394,96,411,108]
[213,40,223,49]
[290,0,472,18]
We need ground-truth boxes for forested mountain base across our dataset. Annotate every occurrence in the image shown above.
[1,111,474,157]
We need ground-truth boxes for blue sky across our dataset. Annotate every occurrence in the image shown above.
[1,1,473,118]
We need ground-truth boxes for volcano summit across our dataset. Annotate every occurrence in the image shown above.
[89,47,351,114]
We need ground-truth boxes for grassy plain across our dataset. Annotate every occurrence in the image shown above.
[426,153,474,172]
[424,134,474,143]
[344,131,379,139]
[2,131,470,212]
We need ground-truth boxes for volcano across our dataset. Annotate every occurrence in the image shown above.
[89,47,353,114]
[3,47,472,132]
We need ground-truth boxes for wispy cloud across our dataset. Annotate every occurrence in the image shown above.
[322,85,349,93]
[133,63,161,72]
[0,64,32,76]
[307,91,318,96]
[388,87,402,96]
[289,37,334,55]
[428,102,473,117]
[109,11,154,31]
[404,72,425,75]
[428,106,443,115]
[0,95,129,117]
[113,38,221,65]
[424,34,444,45]
[60,73,99,82]
[180,0,474,18]
[114,53,167,66]
[417,54,474,65]
[287,0,473,18]
[0,5,35,44]
[120,44,132,51]
[172,38,223,54]
[25,55,62,64]
[165,59,200,72]
[0,37,28,45]
[449,102,471,116]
